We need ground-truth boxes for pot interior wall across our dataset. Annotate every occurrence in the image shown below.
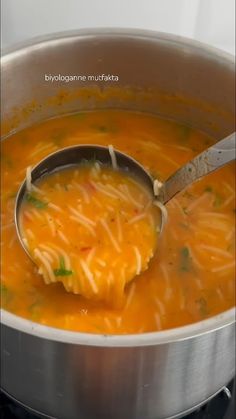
[2,32,235,139]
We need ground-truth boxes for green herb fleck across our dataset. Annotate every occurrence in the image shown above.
[214,193,223,208]
[204,138,212,146]
[178,125,192,142]
[179,222,189,229]
[204,187,223,207]
[70,112,86,120]
[180,246,191,272]
[196,297,209,317]
[183,191,194,199]
[1,283,12,304]
[92,123,117,133]
[51,130,67,145]
[54,256,73,277]
[80,155,99,166]
[25,193,48,209]
[150,171,162,181]
[205,186,213,193]
[98,125,108,132]
[80,158,89,166]
[29,300,42,321]
[1,154,13,168]
[8,191,17,199]
[1,283,8,295]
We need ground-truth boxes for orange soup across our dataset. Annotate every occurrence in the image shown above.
[19,163,160,303]
[1,110,235,334]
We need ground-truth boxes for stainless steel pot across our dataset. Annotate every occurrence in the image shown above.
[1,29,235,419]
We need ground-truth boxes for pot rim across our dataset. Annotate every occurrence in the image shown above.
[1,29,235,347]
[1,308,235,347]
[1,27,235,64]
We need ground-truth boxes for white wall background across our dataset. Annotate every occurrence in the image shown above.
[1,0,235,54]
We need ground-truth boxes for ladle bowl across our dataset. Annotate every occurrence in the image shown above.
[15,144,156,262]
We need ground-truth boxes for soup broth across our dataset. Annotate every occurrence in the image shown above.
[1,110,235,334]
[19,163,160,303]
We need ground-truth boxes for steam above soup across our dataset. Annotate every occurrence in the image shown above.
[1,110,235,334]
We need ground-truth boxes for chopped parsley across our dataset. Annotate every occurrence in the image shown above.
[29,300,42,321]
[54,256,73,277]
[51,130,67,145]
[205,186,213,193]
[1,154,13,168]
[178,125,191,142]
[204,186,223,207]
[196,297,209,317]
[98,125,109,132]
[180,246,192,272]
[25,193,48,209]
[213,193,223,208]
[1,283,12,304]
[179,222,189,229]
[70,112,86,120]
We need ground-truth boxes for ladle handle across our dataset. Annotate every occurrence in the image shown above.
[161,132,236,204]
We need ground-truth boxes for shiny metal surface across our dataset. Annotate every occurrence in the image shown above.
[1,29,235,419]
[161,132,236,204]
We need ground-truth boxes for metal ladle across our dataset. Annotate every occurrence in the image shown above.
[15,133,235,263]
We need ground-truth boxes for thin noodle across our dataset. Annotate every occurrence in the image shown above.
[108,145,118,170]
[120,184,143,209]
[133,246,141,275]
[42,251,54,264]
[26,166,32,192]
[46,214,56,236]
[154,200,168,225]
[211,261,235,273]
[72,182,90,204]
[69,206,95,226]
[50,244,71,269]
[70,215,96,237]
[48,203,63,212]
[154,313,162,330]
[154,297,165,315]
[100,219,121,252]
[8,235,16,248]
[34,248,55,283]
[39,244,59,262]
[153,179,163,197]
[26,228,35,240]
[106,184,129,202]
[80,259,98,294]
[86,247,96,265]
[116,213,123,242]
[58,230,70,245]
[32,209,45,221]
[198,244,233,259]
[124,283,136,309]
[186,193,209,213]
[128,213,146,225]
[91,181,118,199]
[31,184,45,195]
